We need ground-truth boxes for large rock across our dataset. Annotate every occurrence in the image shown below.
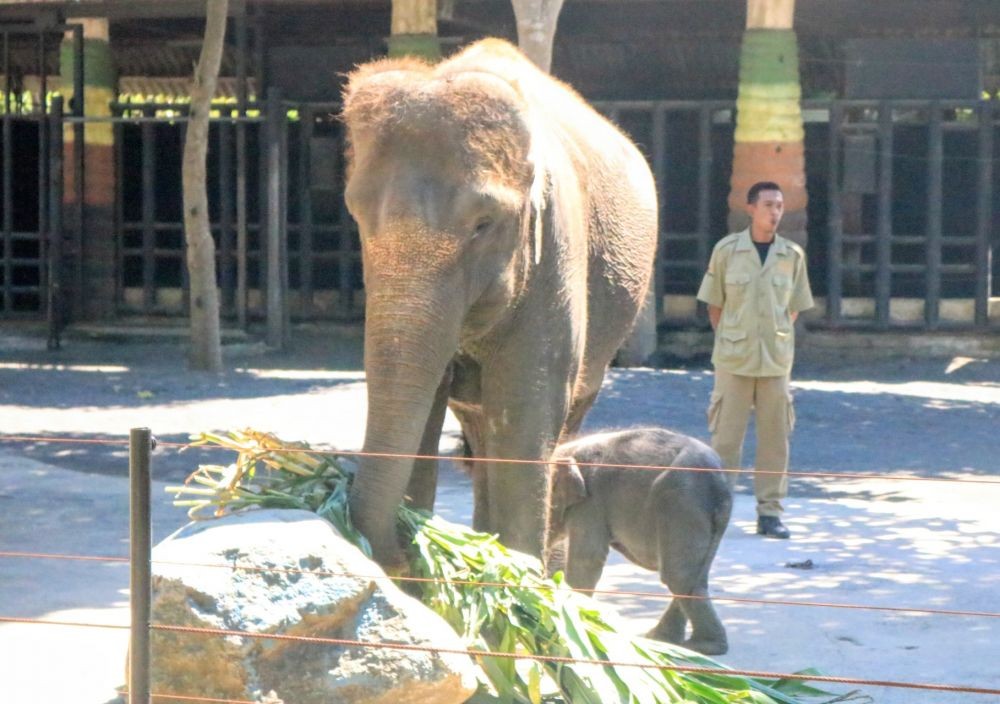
[147,509,480,704]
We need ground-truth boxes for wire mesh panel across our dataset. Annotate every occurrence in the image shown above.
[0,24,71,320]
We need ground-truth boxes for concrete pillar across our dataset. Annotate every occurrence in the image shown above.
[61,17,117,320]
[727,1,808,246]
[388,0,440,60]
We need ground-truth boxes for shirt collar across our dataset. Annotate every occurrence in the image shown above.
[737,228,789,257]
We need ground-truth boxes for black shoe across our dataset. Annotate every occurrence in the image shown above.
[757,515,790,539]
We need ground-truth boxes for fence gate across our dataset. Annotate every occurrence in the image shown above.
[0,22,79,334]
[825,99,997,328]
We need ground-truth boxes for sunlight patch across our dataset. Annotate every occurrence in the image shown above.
[791,379,1000,405]
[236,368,366,381]
[0,363,130,373]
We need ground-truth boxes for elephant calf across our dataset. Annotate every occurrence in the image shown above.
[547,427,732,655]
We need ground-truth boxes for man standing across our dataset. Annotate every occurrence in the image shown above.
[696,182,813,539]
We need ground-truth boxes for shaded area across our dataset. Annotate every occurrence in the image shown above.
[588,362,1000,479]
[594,486,1000,704]
[3,432,234,483]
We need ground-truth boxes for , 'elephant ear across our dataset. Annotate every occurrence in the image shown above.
[552,456,587,511]
[529,167,547,265]
[522,111,549,266]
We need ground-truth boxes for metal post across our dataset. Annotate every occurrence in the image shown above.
[875,102,894,328]
[827,101,843,324]
[925,103,943,328]
[235,0,250,329]
[39,119,49,312]
[180,117,191,316]
[265,88,286,348]
[47,97,64,349]
[2,109,11,315]
[975,101,994,327]
[128,427,153,704]
[696,105,713,324]
[280,102,290,341]
[3,31,10,115]
[697,106,713,269]
[252,3,267,102]
[113,114,124,310]
[72,25,84,115]
[141,110,156,310]
[71,24,85,322]
[219,120,235,315]
[650,105,666,322]
[38,30,47,113]
[235,2,249,113]
[236,120,249,329]
[298,106,315,319]
[336,127,355,318]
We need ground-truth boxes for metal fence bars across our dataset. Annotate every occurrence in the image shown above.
[9,96,1000,331]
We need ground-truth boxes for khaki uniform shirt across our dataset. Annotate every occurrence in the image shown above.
[697,229,814,377]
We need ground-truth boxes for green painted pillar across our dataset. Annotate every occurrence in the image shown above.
[388,0,440,60]
[728,28,808,246]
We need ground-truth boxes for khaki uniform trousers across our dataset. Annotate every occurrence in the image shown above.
[707,370,795,517]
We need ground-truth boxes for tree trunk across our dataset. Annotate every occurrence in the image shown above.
[510,0,565,72]
[728,0,808,246]
[183,0,228,372]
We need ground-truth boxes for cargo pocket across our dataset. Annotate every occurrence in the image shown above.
[774,328,793,366]
[707,392,723,433]
[725,272,752,308]
[771,274,792,307]
[786,393,796,432]
[718,328,748,364]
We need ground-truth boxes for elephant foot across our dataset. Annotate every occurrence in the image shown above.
[645,624,685,645]
[363,529,410,575]
[682,637,728,656]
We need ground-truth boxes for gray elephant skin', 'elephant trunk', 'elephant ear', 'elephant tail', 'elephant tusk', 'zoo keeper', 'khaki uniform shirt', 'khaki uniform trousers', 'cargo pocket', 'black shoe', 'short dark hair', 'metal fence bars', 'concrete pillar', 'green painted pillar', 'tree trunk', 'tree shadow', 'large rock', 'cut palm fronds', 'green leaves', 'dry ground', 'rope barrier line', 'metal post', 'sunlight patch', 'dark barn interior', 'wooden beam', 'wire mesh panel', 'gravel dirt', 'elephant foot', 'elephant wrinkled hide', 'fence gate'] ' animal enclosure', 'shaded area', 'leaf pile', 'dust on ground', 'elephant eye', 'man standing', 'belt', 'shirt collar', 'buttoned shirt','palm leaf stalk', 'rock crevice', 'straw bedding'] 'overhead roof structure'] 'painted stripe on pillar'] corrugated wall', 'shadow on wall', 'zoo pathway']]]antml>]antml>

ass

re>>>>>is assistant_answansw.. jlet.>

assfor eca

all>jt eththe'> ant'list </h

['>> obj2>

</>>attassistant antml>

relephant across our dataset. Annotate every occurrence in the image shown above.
[696,228,814,525]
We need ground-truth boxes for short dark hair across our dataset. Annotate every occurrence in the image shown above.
[747,181,782,204]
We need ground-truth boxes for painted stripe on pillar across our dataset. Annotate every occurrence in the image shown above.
[728,28,808,244]
[734,30,803,144]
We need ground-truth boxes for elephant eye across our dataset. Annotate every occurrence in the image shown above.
[473,217,494,237]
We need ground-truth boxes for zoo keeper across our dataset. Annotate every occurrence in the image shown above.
[696,181,814,540]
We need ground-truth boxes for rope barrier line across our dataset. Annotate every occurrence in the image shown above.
[0,550,128,563]
[4,614,998,696]
[2,433,999,486]
[142,623,1000,696]
[144,695,257,704]
[0,615,127,630]
[3,549,999,621]
[129,693,259,704]
[0,435,132,447]
[144,560,1000,621]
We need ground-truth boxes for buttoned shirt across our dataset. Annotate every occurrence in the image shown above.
[696,229,814,377]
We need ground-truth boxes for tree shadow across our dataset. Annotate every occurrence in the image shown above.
[592,490,1000,703]
[590,368,1000,479]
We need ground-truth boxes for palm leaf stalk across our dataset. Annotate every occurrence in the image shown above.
[169,429,867,704]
